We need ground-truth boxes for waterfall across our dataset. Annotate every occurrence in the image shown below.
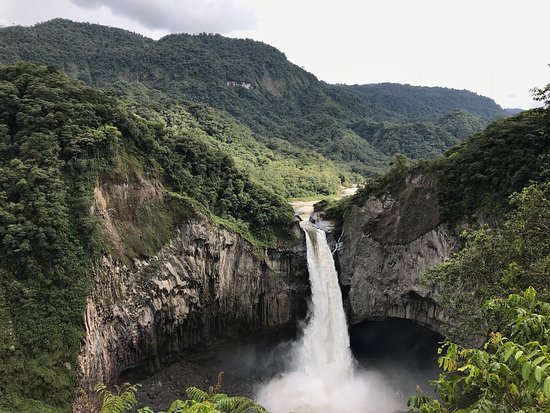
[256,220,399,413]
[295,221,354,379]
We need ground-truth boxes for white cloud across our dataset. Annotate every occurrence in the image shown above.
[231,0,550,109]
[69,0,257,33]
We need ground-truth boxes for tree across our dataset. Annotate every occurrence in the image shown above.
[533,74,550,130]
[409,288,550,413]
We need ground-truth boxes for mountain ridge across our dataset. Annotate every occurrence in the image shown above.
[0,18,507,181]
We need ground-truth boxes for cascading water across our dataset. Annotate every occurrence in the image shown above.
[256,221,400,413]
[295,221,354,380]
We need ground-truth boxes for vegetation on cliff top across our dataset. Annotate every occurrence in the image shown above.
[345,106,549,225]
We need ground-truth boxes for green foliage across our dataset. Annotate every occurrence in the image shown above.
[342,153,413,212]
[351,110,490,160]
[342,83,505,121]
[97,374,269,413]
[160,103,342,198]
[426,182,550,338]
[435,110,549,222]
[533,74,550,130]
[409,288,550,413]
[154,384,268,413]
[95,383,139,413]
[0,62,292,410]
[0,62,119,410]
[326,153,415,227]
[346,106,549,226]
[0,19,505,182]
[137,114,293,242]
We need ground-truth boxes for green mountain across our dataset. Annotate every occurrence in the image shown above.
[0,19,507,183]
[341,83,505,120]
[350,109,490,159]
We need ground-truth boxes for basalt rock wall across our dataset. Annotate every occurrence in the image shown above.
[337,173,468,339]
[74,181,307,411]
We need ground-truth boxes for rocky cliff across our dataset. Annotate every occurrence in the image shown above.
[337,173,464,338]
[74,179,307,411]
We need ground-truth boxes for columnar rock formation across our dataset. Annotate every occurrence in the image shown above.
[75,171,479,411]
[74,182,307,411]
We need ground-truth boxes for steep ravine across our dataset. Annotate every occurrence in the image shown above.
[74,181,307,411]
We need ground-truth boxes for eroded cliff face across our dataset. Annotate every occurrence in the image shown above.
[337,174,462,337]
[74,179,306,411]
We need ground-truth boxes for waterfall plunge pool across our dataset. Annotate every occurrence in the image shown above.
[127,320,442,412]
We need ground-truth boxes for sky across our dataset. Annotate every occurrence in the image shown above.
[0,0,548,109]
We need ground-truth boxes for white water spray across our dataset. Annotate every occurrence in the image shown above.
[256,221,400,413]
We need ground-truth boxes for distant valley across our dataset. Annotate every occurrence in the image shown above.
[0,19,507,198]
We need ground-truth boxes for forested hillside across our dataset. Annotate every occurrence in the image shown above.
[348,107,548,222]
[342,83,505,120]
[0,63,295,412]
[0,19,507,182]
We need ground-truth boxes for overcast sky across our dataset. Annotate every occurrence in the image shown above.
[1,0,548,109]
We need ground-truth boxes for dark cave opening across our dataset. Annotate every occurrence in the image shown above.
[350,318,444,399]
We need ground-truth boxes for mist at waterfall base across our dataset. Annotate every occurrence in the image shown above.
[255,221,403,413]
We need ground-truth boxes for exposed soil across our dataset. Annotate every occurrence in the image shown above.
[290,186,358,221]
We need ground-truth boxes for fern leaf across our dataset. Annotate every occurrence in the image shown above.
[215,396,267,413]
[186,387,209,403]
[166,399,191,413]
[209,393,229,402]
